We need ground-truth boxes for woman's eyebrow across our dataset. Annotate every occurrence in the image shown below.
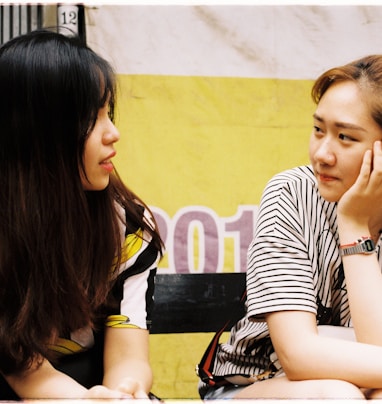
[313,113,367,132]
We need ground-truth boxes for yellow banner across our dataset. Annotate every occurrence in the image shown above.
[114,74,312,273]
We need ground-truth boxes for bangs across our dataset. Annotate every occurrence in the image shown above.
[98,68,116,121]
[84,56,116,134]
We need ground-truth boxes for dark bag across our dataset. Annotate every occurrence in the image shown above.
[196,289,247,387]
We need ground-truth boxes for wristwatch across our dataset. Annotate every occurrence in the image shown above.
[339,237,376,256]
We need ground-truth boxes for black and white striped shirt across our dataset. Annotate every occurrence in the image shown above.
[213,165,382,380]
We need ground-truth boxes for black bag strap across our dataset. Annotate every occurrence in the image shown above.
[196,288,247,387]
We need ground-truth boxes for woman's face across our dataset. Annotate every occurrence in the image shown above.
[81,103,120,191]
[309,80,382,202]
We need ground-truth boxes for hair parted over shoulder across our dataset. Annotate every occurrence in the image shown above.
[312,55,382,129]
[0,30,163,374]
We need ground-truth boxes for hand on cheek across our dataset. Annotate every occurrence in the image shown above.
[337,141,382,230]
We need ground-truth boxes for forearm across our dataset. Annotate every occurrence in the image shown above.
[342,254,382,343]
[5,360,87,399]
[286,333,382,388]
[338,219,382,344]
[103,356,153,393]
[103,327,152,397]
[268,312,382,389]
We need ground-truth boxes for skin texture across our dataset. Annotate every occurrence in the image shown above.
[81,103,120,191]
[235,80,382,400]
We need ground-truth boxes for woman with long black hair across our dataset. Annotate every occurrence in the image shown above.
[0,29,163,399]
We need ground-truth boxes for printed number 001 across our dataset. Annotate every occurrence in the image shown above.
[152,205,257,274]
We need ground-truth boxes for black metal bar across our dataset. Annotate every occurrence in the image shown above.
[8,5,12,42]
[78,4,86,44]
[26,5,31,33]
[18,5,21,36]
[0,6,3,45]
[37,5,42,29]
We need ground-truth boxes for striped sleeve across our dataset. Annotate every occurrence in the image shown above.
[213,166,355,378]
[246,166,321,320]
[106,207,160,330]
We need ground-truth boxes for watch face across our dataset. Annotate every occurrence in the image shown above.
[364,239,375,252]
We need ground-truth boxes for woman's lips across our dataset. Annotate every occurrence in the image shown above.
[100,160,114,172]
[318,173,337,182]
[100,151,116,173]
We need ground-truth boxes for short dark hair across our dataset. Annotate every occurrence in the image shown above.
[312,55,382,129]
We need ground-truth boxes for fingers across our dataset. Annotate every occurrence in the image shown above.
[83,379,149,400]
[134,389,150,399]
[84,385,128,399]
[337,141,382,224]
[116,377,149,399]
[358,148,372,183]
[356,141,382,188]
[373,140,382,177]
[374,139,382,156]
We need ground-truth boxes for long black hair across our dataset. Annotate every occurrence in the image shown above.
[0,30,163,374]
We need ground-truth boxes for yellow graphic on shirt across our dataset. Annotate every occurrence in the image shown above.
[112,228,144,269]
[105,314,139,328]
[48,337,86,355]
[121,228,144,263]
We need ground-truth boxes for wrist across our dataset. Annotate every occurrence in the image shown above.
[339,236,376,256]
[337,221,370,246]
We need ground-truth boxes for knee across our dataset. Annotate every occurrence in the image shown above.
[234,377,365,400]
[316,380,364,399]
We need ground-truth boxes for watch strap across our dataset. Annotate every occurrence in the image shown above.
[340,237,375,256]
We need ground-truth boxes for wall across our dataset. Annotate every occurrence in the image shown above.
[85,5,382,398]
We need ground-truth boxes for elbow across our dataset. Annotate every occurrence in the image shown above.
[277,350,313,381]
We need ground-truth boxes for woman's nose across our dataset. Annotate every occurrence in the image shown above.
[314,139,336,166]
[104,121,120,144]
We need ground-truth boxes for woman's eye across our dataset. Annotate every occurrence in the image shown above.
[339,133,354,141]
